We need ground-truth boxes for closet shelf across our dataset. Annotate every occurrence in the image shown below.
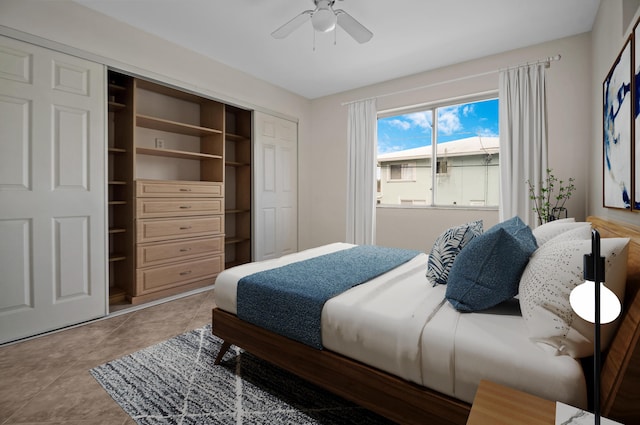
[109,286,127,304]
[225,132,250,142]
[225,161,250,167]
[225,236,250,245]
[109,254,127,262]
[225,209,250,214]
[108,101,126,112]
[137,114,222,137]
[108,83,127,92]
[136,147,223,161]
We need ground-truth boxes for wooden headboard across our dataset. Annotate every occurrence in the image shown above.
[588,216,640,423]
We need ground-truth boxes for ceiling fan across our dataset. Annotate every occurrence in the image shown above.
[271,0,373,44]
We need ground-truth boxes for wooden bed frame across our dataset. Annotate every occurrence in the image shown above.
[211,216,640,425]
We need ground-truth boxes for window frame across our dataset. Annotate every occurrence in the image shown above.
[377,91,499,209]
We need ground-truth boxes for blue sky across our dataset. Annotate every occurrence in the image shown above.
[377,98,499,154]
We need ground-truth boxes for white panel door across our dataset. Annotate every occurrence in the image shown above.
[0,36,106,343]
[254,112,298,260]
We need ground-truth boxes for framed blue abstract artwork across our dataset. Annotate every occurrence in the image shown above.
[603,37,632,209]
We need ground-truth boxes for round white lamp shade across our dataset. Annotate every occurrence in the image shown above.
[569,280,621,324]
[312,5,337,32]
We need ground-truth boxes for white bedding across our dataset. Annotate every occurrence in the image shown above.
[213,243,587,408]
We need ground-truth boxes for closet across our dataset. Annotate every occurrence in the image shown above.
[107,70,252,306]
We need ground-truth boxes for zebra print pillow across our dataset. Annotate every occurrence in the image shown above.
[426,220,483,286]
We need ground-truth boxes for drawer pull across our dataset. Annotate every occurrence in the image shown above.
[179,205,192,209]
[179,270,192,276]
[179,248,192,252]
[179,188,192,192]
[179,226,192,230]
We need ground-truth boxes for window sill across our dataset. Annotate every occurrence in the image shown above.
[376,204,499,211]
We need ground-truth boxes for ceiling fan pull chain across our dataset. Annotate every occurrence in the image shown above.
[313,29,316,51]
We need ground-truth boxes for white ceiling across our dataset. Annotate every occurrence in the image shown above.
[74,0,600,99]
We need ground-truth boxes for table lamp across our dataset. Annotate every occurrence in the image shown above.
[569,229,622,425]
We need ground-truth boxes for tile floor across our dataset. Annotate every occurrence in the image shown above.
[0,290,216,425]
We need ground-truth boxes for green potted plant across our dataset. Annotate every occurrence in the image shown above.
[526,169,576,225]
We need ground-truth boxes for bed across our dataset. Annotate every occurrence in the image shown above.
[211,216,640,425]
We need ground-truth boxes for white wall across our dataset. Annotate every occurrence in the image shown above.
[589,0,640,226]
[306,33,592,250]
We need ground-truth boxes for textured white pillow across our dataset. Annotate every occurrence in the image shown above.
[544,224,592,245]
[532,219,591,246]
[519,237,629,357]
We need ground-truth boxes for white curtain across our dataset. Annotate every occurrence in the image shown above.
[499,64,548,226]
[346,99,377,245]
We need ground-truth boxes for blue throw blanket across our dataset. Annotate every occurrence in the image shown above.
[236,245,421,349]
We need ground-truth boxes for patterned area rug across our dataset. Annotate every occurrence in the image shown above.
[90,325,393,424]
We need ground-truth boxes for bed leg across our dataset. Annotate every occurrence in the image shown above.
[214,341,232,365]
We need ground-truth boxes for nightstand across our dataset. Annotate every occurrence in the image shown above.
[466,380,555,425]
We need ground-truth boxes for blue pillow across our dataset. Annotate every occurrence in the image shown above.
[426,220,483,286]
[445,216,537,312]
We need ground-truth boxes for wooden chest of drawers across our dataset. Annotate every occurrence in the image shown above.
[133,179,224,303]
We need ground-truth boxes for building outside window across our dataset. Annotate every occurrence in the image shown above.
[377,96,499,207]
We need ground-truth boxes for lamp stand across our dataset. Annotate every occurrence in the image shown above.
[584,229,605,425]
[565,229,622,424]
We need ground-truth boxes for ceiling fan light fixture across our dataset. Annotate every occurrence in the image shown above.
[272,0,372,44]
[311,2,337,32]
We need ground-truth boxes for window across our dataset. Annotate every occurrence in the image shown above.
[436,160,448,175]
[377,95,499,207]
[388,162,415,181]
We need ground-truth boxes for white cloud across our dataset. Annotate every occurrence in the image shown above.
[378,141,407,154]
[476,127,499,137]
[406,111,432,131]
[388,119,411,130]
[438,106,462,135]
[377,133,405,154]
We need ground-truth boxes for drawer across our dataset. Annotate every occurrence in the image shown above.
[136,179,223,198]
[137,254,224,294]
[137,216,223,243]
[137,235,223,268]
[136,198,223,218]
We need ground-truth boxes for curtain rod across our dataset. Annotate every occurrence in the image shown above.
[341,54,561,106]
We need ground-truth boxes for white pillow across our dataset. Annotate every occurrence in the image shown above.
[519,237,629,357]
[544,224,592,245]
[532,219,591,246]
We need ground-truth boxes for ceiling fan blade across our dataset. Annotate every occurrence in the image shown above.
[271,10,313,39]
[335,9,373,43]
